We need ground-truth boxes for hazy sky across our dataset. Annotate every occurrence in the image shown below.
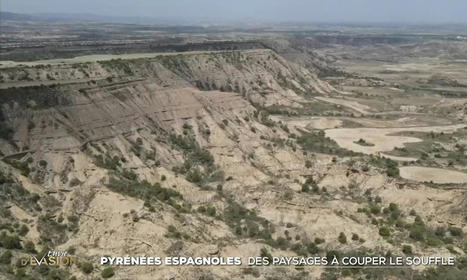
[2,0,467,23]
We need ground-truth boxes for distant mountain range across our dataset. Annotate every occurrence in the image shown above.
[1,11,36,21]
[0,11,190,25]
[2,11,467,32]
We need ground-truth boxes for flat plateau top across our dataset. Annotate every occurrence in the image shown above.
[0,49,268,69]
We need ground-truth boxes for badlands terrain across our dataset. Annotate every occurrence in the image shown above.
[0,17,466,279]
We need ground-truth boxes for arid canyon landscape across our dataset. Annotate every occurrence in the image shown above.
[0,7,466,280]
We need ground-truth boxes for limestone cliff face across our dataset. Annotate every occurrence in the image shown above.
[0,49,337,279]
[0,49,335,162]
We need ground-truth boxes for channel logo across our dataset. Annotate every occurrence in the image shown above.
[20,250,78,267]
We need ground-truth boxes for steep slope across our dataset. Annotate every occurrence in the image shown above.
[0,49,332,279]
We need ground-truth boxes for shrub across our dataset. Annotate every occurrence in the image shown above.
[301,177,317,193]
[338,232,347,244]
[223,199,273,242]
[37,214,68,245]
[315,237,325,245]
[312,185,320,193]
[101,267,115,278]
[185,167,204,183]
[260,248,272,264]
[168,225,177,233]
[0,250,12,264]
[434,226,446,237]
[24,240,36,253]
[402,245,413,254]
[370,157,399,177]
[351,233,359,241]
[80,262,93,274]
[182,123,192,130]
[426,234,443,247]
[0,232,22,249]
[206,207,216,217]
[410,225,426,241]
[69,178,82,187]
[388,203,398,212]
[369,204,381,215]
[18,224,29,236]
[121,170,137,181]
[94,154,120,170]
[379,226,391,237]
[284,190,294,200]
[386,166,400,177]
[170,134,215,166]
[276,236,289,250]
[448,227,463,237]
[5,159,30,177]
[307,242,319,254]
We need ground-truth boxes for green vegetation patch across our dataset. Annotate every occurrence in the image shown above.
[0,85,63,109]
[354,138,375,147]
[386,130,467,166]
[0,171,40,212]
[369,156,399,177]
[170,133,224,186]
[297,130,359,157]
[107,177,184,209]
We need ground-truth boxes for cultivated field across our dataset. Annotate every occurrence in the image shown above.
[399,166,467,184]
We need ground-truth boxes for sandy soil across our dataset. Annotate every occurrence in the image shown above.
[380,153,418,162]
[315,96,372,115]
[271,116,342,130]
[399,166,467,184]
[340,116,450,128]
